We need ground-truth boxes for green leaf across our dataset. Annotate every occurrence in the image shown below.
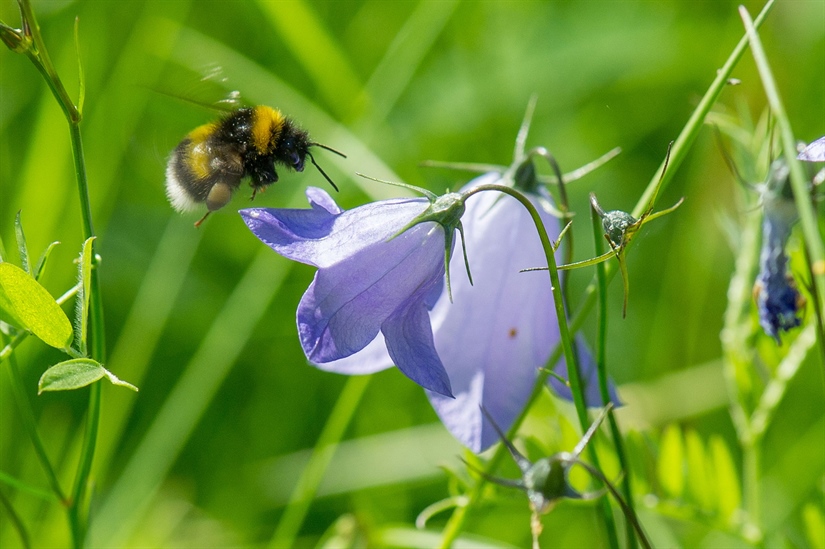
[657,424,685,500]
[33,241,60,281]
[802,502,825,549]
[14,211,29,274]
[38,358,138,394]
[0,262,73,349]
[710,435,741,524]
[77,237,95,356]
[39,358,104,392]
[684,430,713,510]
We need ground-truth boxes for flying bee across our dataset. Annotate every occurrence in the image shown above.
[166,105,346,226]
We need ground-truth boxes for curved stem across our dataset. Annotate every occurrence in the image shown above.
[16,0,80,124]
[575,460,652,549]
[463,184,590,431]
[592,205,638,549]
[441,184,620,549]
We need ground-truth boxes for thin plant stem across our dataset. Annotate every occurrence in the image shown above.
[740,5,825,379]
[576,461,652,549]
[5,346,67,505]
[8,1,106,545]
[441,184,620,549]
[592,204,638,549]
[802,245,825,385]
[269,375,371,548]
[0,488,31,549]
[0,469,59,501]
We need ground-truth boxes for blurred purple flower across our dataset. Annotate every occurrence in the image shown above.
[754,160,804,343]
[240,187,455,397]
[328,172,617,452]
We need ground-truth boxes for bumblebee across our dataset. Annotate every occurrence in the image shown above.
[166,105,345,226]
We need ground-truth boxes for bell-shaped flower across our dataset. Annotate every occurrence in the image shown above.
[325,169,617,453]
[240,186,463,397]
[427,172,617,452]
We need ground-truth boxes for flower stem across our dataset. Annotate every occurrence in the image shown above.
[592,205,639,549]
[458,184,620,549]
[9,1,105,545]
[268,375,371,548]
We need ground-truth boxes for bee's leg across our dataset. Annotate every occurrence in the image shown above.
[250,169,278,201]
[194,211,211,228]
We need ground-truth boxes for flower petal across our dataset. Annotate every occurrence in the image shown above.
[383,298,453,398]
[314,332,393,375]
[241,187,429,268]
[427,174,562,451]
[297,222,446,363]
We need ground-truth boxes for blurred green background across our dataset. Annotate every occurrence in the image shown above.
[1,0,823,547]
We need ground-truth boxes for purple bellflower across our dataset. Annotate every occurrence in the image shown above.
[240,186,466,397]
[322,163,617,452]
[426,171,616,452]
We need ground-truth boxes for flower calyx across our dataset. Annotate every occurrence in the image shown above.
[388,181,472,301]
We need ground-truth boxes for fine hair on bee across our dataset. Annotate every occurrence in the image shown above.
[165,105,346,227]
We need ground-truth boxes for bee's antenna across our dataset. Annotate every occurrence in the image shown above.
[306,151,340,192]
[310,142,347,159]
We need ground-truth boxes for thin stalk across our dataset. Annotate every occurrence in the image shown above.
[14,0,79,123]
[740,5,825,378]
[10,1,106,545]
[803,245,825,385]
[0,469,59,501]
[441,184,620,549]
[0,488,31,549]
[65,123,105,544]
[5,348,67,505]
[741,437,762,542]
[592,205,638,549]
[576,461,652,549]
[269,375,371,548]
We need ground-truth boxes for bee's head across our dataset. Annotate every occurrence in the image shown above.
[277,122,311,172]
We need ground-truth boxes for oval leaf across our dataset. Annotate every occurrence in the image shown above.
[0,262,73,349]
[39,358,105,393]
[38,359,139,394]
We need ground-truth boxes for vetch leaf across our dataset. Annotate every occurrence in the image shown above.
[39,358,104,392]
[802,502,825,549]
[14,211,29,274]
[710,435,741,523]
[657,424,685,500]
[684,430,713,510]
[38,358,138,394]
[33,241,60,281]
[0,262,73,349]
[77,237,95,356]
